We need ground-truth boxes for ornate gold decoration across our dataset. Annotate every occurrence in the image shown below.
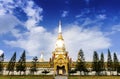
[51,21,69,75]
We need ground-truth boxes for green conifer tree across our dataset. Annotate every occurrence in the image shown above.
[107,49,113,75]
[76,49,86,75]
[16,50,26,75]
[92,51,100,75]
[113,52,119,75]
[7,52,16,75]
[99,53,105,75]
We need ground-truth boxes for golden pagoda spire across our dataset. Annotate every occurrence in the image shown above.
[52,21,69,76]
[55,21,65,51]
[59,20,62,33]
[58,20,63,40]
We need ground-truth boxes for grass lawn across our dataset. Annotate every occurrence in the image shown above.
[69,76,120,79]
[0,75,53,79]
[0,75,120,79]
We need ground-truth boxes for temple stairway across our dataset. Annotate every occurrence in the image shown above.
[54,75,68,79]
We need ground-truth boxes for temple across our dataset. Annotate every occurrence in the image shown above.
[51,21,70,75]
[1,21,116,76]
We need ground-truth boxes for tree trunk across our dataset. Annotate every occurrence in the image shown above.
[117,71,118,76]
[95,71,99,76]
[24,71,26,75]
[83,71,84,75]
[110,71,112,75]
[12,71,14,75]
[8,71,10,75]
[80,71,81,75]
[20,71,21,75]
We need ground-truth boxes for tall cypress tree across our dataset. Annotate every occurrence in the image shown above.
[99,53,105,75]
[107,49,113,75]
[76,49,86,75]
[92,51,100,75]
[16,50,26,75]
[113,53,119,73]
[7,52,16,75]
[0,53,4,75]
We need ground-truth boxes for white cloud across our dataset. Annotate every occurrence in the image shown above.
[0,0,15,15]
[112,24,120,32]
[5,24,111,61]
[5,26,56,60]
[63,24,111,61]
[23,0,43,30]
[0,15,21,34]
[0,50,4,55]
[81,18,98,26]
[104,24,120,36]
[0,0,111,61]
[61,11,68,18]
[0,0,21,35]
[0,9,6,16]
[97,14,106,20]
[0,0,45,59]
[0,0,43,33]
[75,15,82,18]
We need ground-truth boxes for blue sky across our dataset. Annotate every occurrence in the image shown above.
[0,0,120,61]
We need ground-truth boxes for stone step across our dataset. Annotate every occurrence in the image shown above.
[54,75,68,79]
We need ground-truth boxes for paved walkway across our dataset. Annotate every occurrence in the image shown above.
[54,75,68,79]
